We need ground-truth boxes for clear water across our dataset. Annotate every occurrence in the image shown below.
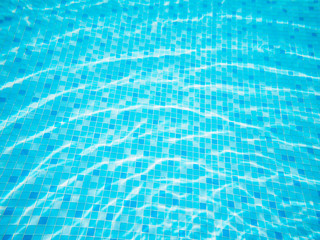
[1,0,320,239]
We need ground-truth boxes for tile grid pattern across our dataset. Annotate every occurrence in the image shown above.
[0,0,320,239]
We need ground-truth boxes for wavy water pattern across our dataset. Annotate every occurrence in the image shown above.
[0,0,320,239]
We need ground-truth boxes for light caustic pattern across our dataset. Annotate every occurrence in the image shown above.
[0,0,320,239]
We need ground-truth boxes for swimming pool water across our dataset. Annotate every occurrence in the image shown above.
[1,0,320,239]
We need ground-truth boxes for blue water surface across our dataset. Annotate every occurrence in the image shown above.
[0,0,320,239]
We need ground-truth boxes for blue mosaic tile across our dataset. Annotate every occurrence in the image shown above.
[0,0,320,239]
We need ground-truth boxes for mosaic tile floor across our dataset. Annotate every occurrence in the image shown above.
[0,0,320,239]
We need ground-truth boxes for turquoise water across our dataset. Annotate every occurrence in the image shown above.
[1,0,320,239]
